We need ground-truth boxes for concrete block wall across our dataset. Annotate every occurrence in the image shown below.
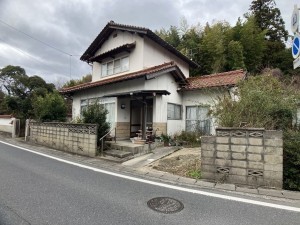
[201,128,283,189]
[29,122,98,157]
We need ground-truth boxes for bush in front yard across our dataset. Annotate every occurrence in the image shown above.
[211,75,298,129]
[33,91,67,122]
[81,103,110,146]
[174,131,201,147]
[283,129,300,191]
[212,73,300,191]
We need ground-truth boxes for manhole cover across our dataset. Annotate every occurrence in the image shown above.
[147,197,184,214]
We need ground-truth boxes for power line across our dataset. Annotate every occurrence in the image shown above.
[0,37,74,77]
[0,19,84,78]
[0,37,44,64]
[0,19,81,57]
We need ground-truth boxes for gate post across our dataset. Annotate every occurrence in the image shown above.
[25,119,30,141]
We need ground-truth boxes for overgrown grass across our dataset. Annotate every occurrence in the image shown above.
[174,131,201,147]
[187,169,201,179]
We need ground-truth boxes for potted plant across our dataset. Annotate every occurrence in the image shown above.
[161,133,171,146]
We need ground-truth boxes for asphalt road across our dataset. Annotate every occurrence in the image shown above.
[0,141,299,225]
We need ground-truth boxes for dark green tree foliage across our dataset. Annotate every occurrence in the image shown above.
[62,74,92,88]
[156,17,269,75]
[155,26,181,49]
[283,130,300,191]
[249,0,289,72]
[81,103,110,146]
[200,22,231,74]
[238,16,266,72]
[0,65,27,96]
[33,92,67,122]
[0,65,55,119]
[154,1,293,76]
[249,0,288,42]
[226,40,245,70]
[0,90,6,114]
[179,25,203,76]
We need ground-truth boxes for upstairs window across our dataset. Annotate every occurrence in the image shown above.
[101,56,129,77]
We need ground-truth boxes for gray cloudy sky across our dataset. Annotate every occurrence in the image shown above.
[0,0,295,85]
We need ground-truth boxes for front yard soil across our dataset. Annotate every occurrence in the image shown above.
[148,147,201,178]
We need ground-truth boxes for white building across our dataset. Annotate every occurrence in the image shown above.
[60,21,246,140]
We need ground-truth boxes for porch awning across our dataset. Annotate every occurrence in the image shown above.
[102,90,170,98]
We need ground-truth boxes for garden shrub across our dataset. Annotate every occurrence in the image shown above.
[212,73,300,190]
[211,75,298,129]
[33,91,67,122]
[175,131,201,147]
[283,129,300,191]
[81,102,110,147]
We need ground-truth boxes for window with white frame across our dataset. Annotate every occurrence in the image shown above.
[186,106,211,134]
[167,103,182,120]
[80,99,88,115]
[101,56,129,77]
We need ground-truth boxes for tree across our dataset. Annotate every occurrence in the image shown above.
[249,0,289,70]
[226,40,245,70]
[155,26,181,49]
[81,103,110,146]
[0,65,55,119]
[249,0,288,42]
[179,24,203,76]
[62,74,92,88]
[199,22,231,74]
[0,90,6,114]
[238,16,267,72]
[0,65,26,95]
[33,91,67,122]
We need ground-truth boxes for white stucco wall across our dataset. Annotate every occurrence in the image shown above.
[0,117,13,133]
[145,74,183,135]
[143,37,190,78]
[73,72,185,135]
[182,88,230,135]
[92,31,144,82]
[117,98,131,122]
[90,30,191,82]
[72,77,147,119]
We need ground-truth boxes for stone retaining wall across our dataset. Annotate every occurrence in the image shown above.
[201,127,283,189]
[28,122,98,157]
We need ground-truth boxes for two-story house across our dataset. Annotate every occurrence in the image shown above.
[60,21,245,140]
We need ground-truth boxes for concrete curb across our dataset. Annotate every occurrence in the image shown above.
[1,136,300,202]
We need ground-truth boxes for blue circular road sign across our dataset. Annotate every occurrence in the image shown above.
[292,34,300,59]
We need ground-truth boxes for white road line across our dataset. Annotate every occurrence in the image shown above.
[1,140,300,213]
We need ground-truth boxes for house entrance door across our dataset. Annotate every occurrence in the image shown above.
[130,99,153,138]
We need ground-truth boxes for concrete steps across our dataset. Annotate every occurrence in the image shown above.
[104,149,133,158]
[104,141,155,158]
